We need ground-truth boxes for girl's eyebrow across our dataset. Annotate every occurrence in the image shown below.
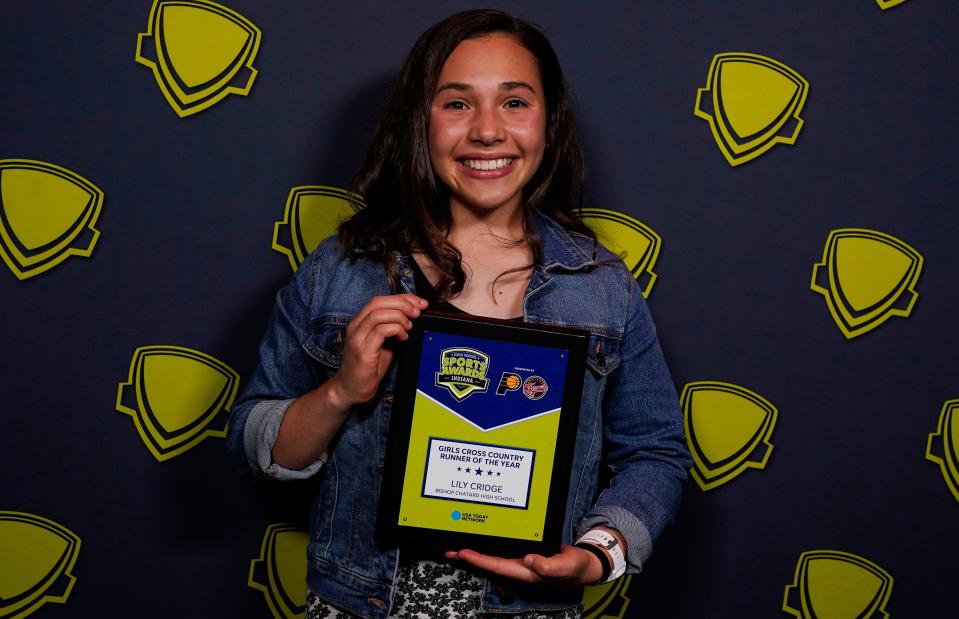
[434,81,538,95]
[500,81,537,94]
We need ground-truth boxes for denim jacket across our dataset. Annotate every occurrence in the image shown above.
[226,210,690,618]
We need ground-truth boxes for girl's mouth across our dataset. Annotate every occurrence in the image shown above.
[460,158,515,171]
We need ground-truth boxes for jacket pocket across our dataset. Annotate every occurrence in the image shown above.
[303,315,350,369]
[585,333,621,377]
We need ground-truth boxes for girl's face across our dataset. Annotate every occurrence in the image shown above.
[428,34,547,216]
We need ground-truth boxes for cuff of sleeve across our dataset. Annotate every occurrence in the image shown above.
[243,399,327,480]
[576,505,652,573]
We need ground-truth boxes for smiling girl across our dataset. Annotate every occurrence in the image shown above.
[228,9,689,618]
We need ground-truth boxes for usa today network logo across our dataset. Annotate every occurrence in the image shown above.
[451,510,488,524]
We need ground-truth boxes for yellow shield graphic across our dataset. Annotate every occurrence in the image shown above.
[272,186,363,271]
[810,228,922,339]
[579,208,660,298]
[135,0,261,117]
[681,381,777,491]
[248,524,309,619]
[0,159,103,280]
[115,345,239,461]
[926,398,959,504]
[583,575,632,619]
[0,511,81,618]
[694,52,809,166]
[783,550,893,619]
[876,0,908,9]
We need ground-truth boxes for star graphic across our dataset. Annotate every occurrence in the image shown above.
[475,468,484,476]
[457,467,462,472]
[496,471,501,476]
[465,468,472,474]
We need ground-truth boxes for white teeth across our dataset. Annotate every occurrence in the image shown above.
[463,158,513,170]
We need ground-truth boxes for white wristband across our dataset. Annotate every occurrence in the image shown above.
[576,529,626,582]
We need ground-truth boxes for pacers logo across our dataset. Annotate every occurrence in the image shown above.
[248,524,308,619]
[583,575,632,619]
[876,0,908,9]
[135,0,261,117]
[273,186,363,271]
[0,159,102,280]
[578,208,660,298]
[783,550,893,618]
[0,511,81,618]
[116,345,239,461]
[926,398,959,504]
[810,228,922,339]
[694,52,808,166]
[681,381,777,491]
[435,348,490,401]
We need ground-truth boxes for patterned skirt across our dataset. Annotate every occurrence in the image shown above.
[306,559,582,618]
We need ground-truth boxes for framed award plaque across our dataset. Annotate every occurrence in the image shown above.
[376,311,588,557]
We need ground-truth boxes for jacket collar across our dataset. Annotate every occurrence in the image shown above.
[397,209,596,295]
[532,209,596,272]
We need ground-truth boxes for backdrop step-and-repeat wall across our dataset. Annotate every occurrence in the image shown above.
[2,1,957,618]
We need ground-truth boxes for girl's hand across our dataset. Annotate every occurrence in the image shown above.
[444,544,603,586]
[329,294,428,407]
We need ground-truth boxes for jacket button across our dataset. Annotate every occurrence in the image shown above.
[368,597,386,609]
[381,394,394,403]
[594,342,606,367]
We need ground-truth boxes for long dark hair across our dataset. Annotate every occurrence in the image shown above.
[339,9,593,296]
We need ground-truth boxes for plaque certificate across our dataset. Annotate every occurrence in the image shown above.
[376,312,588,557]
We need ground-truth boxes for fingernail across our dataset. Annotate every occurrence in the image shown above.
[524,555,534,566]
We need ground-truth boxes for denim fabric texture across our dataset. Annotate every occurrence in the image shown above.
[226,210,691,618]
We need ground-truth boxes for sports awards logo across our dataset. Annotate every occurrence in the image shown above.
[272,186,363,271]
[578,208,661,298]
[248,524,309,619]
[926,398,959,504]
[435,348,490,401]
[116,345,239,461]
[810,228,922,339]
[681,381,777,491]
[694,52,808,166]
[135,0,261,117]
[783,550,893,618]
[0,511,81,617]
[0,159,103,280]
[876,0,908,9]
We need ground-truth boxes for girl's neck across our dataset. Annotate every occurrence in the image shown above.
[447,197,525,246]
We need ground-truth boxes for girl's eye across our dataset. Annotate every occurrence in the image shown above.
[443,100,467,110]
[505,99,528,108]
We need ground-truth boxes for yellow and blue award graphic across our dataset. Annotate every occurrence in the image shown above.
[810,228,923,339]
[273,186,362,271]
[116,345,239,461]
[248,524,309,619]
[876,0,908,9]
[578,208,661,298]
[783,550,893,618]
[583,575,632,619]
[135,0,261,117]
[681,381,777,491]
[0,511,81,618]
[694,52,808,166]
[926,398,959,504]
[400,332,569,540]
[0,159,103,281]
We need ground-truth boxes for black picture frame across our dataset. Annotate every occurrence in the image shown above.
[376,311,588,557]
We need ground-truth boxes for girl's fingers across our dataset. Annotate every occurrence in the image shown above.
[349,295,427,333]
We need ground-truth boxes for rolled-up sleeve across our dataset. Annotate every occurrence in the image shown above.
[226,248,330,479]
[577,278,691,572]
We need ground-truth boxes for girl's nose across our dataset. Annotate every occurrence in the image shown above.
[468,107,505,145]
